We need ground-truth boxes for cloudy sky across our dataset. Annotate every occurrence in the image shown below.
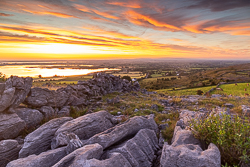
[0,0,249,60]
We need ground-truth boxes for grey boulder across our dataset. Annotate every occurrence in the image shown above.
[19,117,73,158]
[0,140,22,167]
[6,76,33,109]
[7,147,67,167]
[85,115,158,149]
[54,110,115,140]
[0,113,26,140]
[57,106,70,117]
[0,87,15,112]
[15,108,44,128]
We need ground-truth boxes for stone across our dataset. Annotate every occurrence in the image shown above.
[0,87,15,112]
[86,152,132,167]
[134,108,139,112]
[85,115,158,149]
[0,140,22,167]
[25,87,69,108]
[160,142,221,167]
[103,129,159,167]
[179,109,204,127]
[6,76,33,109]
[160,124,221,167]
[7,147,67,167]
[159,123,169,130]
[242,105,250,116]
[66,137,84,155]
[19,117,73,158]
[224,103,234,108]
[39,106,55,119]
[0,113,26,140]
[53,143,103,167]
[54,111,115,140]
[57,106,70,117]
[151,104,159,111]
[51,132,82,150]
[15,107,44,128]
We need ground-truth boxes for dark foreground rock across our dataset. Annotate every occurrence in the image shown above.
[0,140,22,167]
[7,147,66,167]
[19,117,73,158]
[0,113,26,140]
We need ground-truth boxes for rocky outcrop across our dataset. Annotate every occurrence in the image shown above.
[85,115,158,149]
[24,73,140,108]
[103,129,159,167]
[15,108,44,128]
[0,113,26,140]
[57,106,70,117]
[0,87,15,112]
[54,111,115,142]
[160,125,221,167]
[25,88,69,108]
[7,147,67,167]
[0,140,22,167]
[5,76,33,109]
[19,117,73,158]
[179,109,205,128]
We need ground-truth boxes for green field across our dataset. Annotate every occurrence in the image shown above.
[212,83,250,96]
[157,86,215,96]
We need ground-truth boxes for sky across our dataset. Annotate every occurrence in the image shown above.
[0,0,249,60]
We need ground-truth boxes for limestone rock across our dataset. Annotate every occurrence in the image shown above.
[160,143,221,167]
[19,117,73,158]
[7,147,67,167]
[6,76,33,109]
[0,87,15,112]
[53,143,103,167]
[25,87,69,108]
[0,113,26,140]
[57,106,70,117]
[103,129,159,167]
[0,140,22,167]
[39,106,55,119]
[55,111,115,140]
[85,115,158,149]
[15,108,44,128]
[51,132,82,150]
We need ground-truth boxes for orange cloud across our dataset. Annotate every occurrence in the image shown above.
[126,10,180,31]
[75,4,119,20]
[107,1,141,8]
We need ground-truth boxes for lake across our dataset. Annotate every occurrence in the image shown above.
[0,64,119,78]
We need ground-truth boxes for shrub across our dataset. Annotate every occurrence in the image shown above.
[197,90,204,95]
[121,76,132,82]
[191,114,250,166]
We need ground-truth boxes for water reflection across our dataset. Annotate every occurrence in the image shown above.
[0,65,119,78]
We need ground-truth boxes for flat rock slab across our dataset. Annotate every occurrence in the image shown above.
[0,113,26,140]
[7,147,66,167]
[103,129,159,167]
[0,140,22,167]
[52,143,103,167]
[0,87,15,112]
[19,117,73,158]
[54,110,115,141]
[85,115,158,149]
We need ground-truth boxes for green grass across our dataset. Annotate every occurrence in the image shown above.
[156,86,216,96]
[211,83,250,96]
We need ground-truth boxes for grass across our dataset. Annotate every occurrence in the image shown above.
[211,83,250,96]
[157,86,216,96]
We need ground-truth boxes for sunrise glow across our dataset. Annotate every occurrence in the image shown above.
[0,0,249,60]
